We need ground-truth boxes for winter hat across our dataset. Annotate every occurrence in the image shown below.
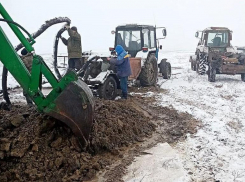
[115,45,125,55]
[71,26,77,32]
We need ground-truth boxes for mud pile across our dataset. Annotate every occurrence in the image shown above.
[0,100,156,182]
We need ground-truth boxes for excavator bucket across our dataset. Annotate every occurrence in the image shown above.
[44,78,94,148]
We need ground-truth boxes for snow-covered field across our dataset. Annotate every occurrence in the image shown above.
[1,51,245,181]
[124,51,245,182]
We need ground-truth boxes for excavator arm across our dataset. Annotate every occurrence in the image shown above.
[0,3,94,148]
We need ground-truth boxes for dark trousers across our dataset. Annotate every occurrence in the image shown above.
[120,76,128,99]
[68,58,84,70]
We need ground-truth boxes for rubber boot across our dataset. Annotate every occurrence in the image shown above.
[122,92,127,100]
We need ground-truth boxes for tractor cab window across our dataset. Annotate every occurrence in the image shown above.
[142,29,149,48]
[116,30,141,57]
[150,30,156,48]
[207,32,229,47]
[116,30,141,50]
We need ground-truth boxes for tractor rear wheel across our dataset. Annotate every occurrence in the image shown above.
[139,54,158,86]
[98,76,117,100]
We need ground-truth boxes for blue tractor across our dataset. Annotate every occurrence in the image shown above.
[110,24,171,86]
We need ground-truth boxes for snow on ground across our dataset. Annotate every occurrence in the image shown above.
[125,51,245,182]
[159,51,245,182]
[123,143,187,182]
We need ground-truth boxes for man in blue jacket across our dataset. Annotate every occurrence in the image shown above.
[109,45,132,99]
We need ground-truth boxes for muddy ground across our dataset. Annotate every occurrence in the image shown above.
[0,87,201,182]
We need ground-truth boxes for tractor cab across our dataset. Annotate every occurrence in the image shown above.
[109,24,170,85]
[112,24,166,57]
[195,27,232,50]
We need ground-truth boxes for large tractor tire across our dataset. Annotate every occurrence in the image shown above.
[98,76,117,100]
[241,74,245,82]
[198,55,207,75]
[208,64,216,82]
[139,54,158,86]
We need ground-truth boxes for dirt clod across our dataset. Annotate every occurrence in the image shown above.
[10,116,24,127]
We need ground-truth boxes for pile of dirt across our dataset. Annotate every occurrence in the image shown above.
[0,99,156,182]
[91,100,155,153]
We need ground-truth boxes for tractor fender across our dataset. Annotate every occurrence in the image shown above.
[88,70,110,84]
[197,45,204,53]
[87,71,120,88]
[197,45,209,54]
[135,50,158,68]
[135,50,148,59]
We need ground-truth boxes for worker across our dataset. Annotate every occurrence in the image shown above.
[108,45,132,99]
[60,25,83,70]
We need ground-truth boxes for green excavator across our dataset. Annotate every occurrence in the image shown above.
[0,3,94,148]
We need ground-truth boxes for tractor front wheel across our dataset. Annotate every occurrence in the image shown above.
[198,55,207,75]
[139,54,158,86]
[98,76,117,100]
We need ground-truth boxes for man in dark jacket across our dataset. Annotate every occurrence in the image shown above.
[60,26,82,70]
[109,45,132,99]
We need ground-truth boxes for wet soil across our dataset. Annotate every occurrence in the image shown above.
[0,87,201,182]
[100,90,201,182]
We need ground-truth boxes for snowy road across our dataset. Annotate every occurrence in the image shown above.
[124,51,245,182]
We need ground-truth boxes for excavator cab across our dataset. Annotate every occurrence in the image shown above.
[0,3,94,148]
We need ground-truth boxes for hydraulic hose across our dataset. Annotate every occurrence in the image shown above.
[1,17,71,104]
[0,19,35,43]
[15,17,70,52]
[53,27,67,80]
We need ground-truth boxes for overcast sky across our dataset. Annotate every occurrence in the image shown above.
[1,0,245,54]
